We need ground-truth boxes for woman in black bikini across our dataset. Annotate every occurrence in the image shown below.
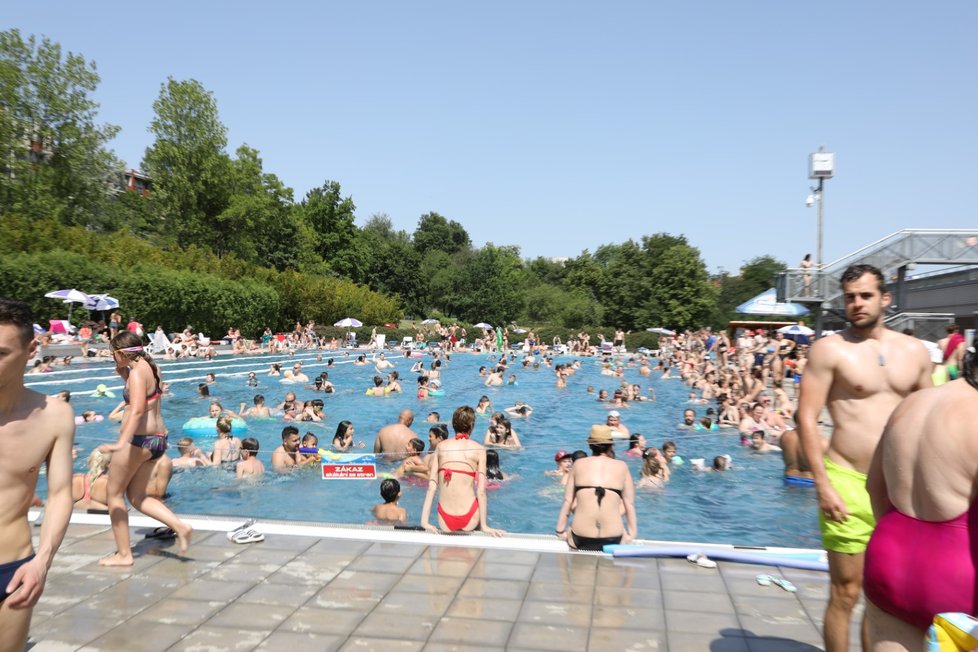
[98,331,191,565]
[555,424,637,551]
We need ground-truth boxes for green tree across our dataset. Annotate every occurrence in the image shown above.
[452,244,526,324]
[298,180,363,278]
[360,214,425,315]
[641,243,717,330]
[715,255,787,325]
[142,77,232,251]
[412,212,471,256]
[0,29,119,225]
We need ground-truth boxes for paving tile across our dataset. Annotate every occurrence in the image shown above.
[346,553,419,574]
[588,626,668,651]
[666,608,740,634]
[423,644,505,652]
[595,562,661,590]
[309,585,386,610]
[663,588,736,614]
[339,638,424,652]
[327,569,402,592]
[517,600,592,627]
[456,578,528,600]
[305,538,371,556]
[263,557,346,586]
[479,549,539,565]
[733,594,810,619]
[668,632,752,651]
[376,590,453,617]
[508,623,588,652]
[354,611,437,640]
[26,609,120,647]
[366,541,426,558]
[169,579,254,603]
[166,625,268,651]
[204,601,296,631]
[738,613,823,647]
[658,569,727,592]
[252,534,319,552]
[525,580,593,604]
[409,558,476,578]
[592,604,665,630]
[445,596,523,622]
[529,564,595,585]
[129,598,224,626]
[277,606,366,636]
[746,637,825,651]
[593,585,661,609]
[256,631,344,652]
[84,621,188,652]
[237,581,319,607]
[230,545,304,565]
[428,616,514,646]
[394,573,465,595]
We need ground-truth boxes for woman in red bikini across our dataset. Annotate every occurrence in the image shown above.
[97,331,191,565]
[420,406,504,536]
[864,344,978,649]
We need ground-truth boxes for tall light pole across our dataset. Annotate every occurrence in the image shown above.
[808,146,834,270]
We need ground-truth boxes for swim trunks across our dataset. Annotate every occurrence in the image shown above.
[864,500,978,629]
[0,554,35,603]
[571,532,622,551]
[131,433,168,460]
[819,457,875,553]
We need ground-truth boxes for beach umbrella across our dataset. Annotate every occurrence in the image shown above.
[421,318,440,325]
[334,317,363,328]
[513,327,527,334]
[473,322,492,329]
[646,327,676,336]
[83,294,120,311]
[33,323,46,335]
[736,288,810,317]
[44,288,90,322]
[777,324,814,337]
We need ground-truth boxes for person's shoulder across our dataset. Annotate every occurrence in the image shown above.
[36,391,74,426]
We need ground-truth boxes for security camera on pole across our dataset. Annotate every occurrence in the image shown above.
[807,146,834,271]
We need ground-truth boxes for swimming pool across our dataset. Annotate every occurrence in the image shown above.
[30,349,821,548]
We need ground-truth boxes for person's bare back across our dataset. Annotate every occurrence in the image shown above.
[373,409,416,457]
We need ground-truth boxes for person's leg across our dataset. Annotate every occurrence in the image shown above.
[824,550,865,652]
[127,459,192,555]
[865,600,923,652]
[0,598,33,652]
[99,444,149,566]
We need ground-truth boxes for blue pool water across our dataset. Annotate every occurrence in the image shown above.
[29,350,821,548]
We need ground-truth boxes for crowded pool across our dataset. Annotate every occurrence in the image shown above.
[28,349,821,548]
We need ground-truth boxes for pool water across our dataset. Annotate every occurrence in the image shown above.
[30,350,821,548]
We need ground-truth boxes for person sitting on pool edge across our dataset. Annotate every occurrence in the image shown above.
[420,405,504,536]
[555,424,636,551]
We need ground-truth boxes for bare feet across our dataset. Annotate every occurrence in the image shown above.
[176,523,193,555]
[99,552,134,567]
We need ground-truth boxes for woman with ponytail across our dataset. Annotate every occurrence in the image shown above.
[97,331,191,565]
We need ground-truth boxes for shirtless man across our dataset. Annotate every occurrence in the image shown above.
[0,299,75,650]
[373,409,417,458]
[271,426,305,472]
[239,394,271,418]
[796,264,931,652]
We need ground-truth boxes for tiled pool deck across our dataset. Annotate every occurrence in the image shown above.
[25,516,863,652]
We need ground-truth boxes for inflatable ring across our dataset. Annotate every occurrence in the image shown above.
[181,417,248,437]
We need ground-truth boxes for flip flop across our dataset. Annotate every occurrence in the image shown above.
[686,553,718,569]
[226,518,257,541]
[756,574,773,586]
[145,526,176,540]
[231,528,264,544]
[756,574,796,592]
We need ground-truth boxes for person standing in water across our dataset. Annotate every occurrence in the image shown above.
[98,331,192,565]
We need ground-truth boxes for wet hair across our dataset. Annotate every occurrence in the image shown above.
[58,390,71,402]
[254,394,265,405]
[491,412,512,439]
[629,433,643,449]
[177,436,194,453]
[198,383,210,397]
[418,375,429,386]
[281,425,299,440]
[589,442,615,458]
[408,438,425,453]
[571,450,588,462]
[302,432,318,446]
[452,405,476,435]
[373,375,383,387]
[713,455,729,471]
[428,411,440,421]
[642,450,662,476]
[380,478,401,503]
[241,437,259,454]
[332,420,353,447]
[485,449,504,480]
[840,263,885,293]
[662,441,676,452]
[429,424,449,439]
[216,416,233,436]
[0,297,35,344]
[112,331,162,392]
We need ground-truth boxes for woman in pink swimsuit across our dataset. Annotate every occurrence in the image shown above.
[864,345,978,649]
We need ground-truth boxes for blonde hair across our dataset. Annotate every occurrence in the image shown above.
[86,449,111,492]
[216,416,233,436]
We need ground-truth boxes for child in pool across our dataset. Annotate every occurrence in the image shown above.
[236,438,265,478]
[372,478,407,524]
[393,438,428,480]
[173,437,212,468]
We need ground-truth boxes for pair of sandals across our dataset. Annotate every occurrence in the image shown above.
[227,519,264,544]
[756,574,797,592]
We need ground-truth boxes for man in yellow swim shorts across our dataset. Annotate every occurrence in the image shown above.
[797,264,932,652]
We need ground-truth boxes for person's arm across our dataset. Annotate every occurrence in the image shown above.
[420,453,439,533]
[796,340,847,522]
[477,450,503,536]
[373,434,382,454]
[865,428,888,520]
[508,430,522,449]
[621,464,637,544]
[8,406,74,609]
[555,467,576,540]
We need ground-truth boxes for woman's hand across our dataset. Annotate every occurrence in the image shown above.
[98,443,121,454]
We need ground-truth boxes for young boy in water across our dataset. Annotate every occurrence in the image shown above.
[372,478,407,524]
[173,437,212,468]
[236,438,265,478]
[393,438,428,480]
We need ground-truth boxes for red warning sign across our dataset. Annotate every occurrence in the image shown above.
[322,464,377,480]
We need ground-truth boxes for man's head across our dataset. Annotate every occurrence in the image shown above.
[841,264,890,329]
[682,409,696,426]
[0,299,38,388]
[750,431,765,449]
[284,391,297,403]
[281,425,300,451]
[398,409,414,426]
[426,411,440,423]
[241,437,259,458]
[0,298,36,346]
[606,410,622,428]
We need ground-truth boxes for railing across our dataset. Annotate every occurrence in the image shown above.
[884,312,954,341]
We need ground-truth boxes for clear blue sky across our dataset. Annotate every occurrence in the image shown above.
[8,2,977,274]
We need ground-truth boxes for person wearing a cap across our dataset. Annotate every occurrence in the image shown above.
[605,411,629,438]
[555,424,637,551]
[546,450,574,483]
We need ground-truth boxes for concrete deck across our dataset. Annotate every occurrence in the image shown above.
[25,517,862,652]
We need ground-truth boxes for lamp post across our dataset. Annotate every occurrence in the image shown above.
[808,146,834,270]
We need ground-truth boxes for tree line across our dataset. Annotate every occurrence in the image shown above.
[0,29,785,334]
